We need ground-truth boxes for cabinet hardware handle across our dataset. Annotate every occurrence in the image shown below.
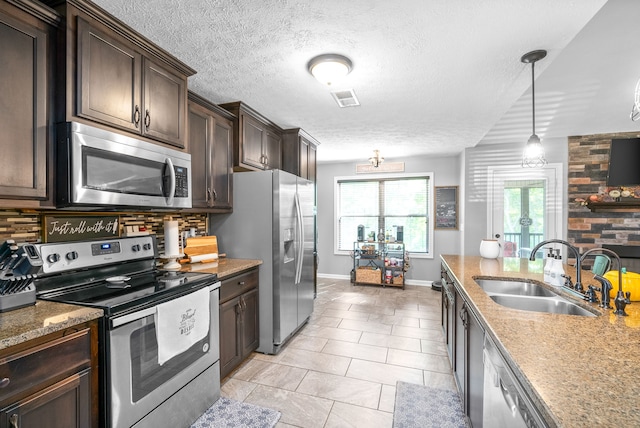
[212,189,218,201]
[9,413,18,428]
[144,109,151,130]
[207,188,212,203]
[0,377,9,388]
[238,281,245,285]
[133,106,141,127]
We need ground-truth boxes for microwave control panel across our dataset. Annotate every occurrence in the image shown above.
[168,166,189,197]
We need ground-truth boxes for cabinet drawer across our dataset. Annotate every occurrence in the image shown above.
[220,269,258,303]
[0,329,91,405]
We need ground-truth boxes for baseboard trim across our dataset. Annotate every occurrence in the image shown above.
[317,273,432,287]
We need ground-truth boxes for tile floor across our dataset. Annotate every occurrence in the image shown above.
[220,278,457,427]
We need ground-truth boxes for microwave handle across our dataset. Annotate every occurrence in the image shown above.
[164,158,176,205]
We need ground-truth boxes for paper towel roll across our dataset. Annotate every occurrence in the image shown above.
[164,221,180,256]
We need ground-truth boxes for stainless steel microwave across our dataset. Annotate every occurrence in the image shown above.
[56,122,192,210]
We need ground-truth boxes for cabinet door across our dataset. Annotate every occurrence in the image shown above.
[219,297,242,379]
[298,137,309,179]
[210,117,233,210]
[240,288,259,358]
[263,128,281,170]
[0,9,48,199]
[454,291,466,397]
[307,142,317,183]
[143,58,187,148]
[467,308,485,428]
[1,369,91,428]
[188,103,211,208]
[240,115,265,169]
[77,17,142,133]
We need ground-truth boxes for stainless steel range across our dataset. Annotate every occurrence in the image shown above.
[35,235,220,428]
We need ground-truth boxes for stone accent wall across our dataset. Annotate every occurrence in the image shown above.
[568,132,640,252]
[0,210,207,253]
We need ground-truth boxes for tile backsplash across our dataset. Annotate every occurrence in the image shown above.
[0,210,207,253]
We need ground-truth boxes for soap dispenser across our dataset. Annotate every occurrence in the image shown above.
[550,250,565,287]
[543,247,554,284]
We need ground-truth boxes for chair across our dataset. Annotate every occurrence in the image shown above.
[591,254,611,276]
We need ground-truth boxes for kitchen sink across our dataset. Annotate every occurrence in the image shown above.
[475,279,556,297]
[489,294,598,317]
[475,278,599,317]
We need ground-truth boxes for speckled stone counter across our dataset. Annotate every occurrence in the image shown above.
[0,300,102,351]
[441,255,640,428]
[180,258,262,279]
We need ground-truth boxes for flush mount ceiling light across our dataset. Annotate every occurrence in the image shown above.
[307,54,353,86]
[521,49,548,168]
[369,150,384,168]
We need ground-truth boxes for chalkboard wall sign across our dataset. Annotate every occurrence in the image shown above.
[43,215,120,243]
[435,186,458,230]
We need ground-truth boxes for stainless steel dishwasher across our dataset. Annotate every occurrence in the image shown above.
[483,335,547,428]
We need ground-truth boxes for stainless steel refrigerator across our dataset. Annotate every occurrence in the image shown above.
[210,170,315,354]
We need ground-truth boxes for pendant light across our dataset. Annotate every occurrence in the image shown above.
[521,50,547,168]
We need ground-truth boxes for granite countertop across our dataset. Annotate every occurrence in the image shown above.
[179,258,262,279]
[0,300,103,352]
[441,255,640,428]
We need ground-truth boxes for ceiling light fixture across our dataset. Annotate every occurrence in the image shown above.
[307,54,353,86]
[521,49,547,168]
[369,150,384,168]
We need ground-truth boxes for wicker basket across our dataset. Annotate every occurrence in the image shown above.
[392,273,404,285]
[356,267,381,284]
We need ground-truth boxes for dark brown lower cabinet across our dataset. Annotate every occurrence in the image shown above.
[0,321,98,428]
[219,268,259,379]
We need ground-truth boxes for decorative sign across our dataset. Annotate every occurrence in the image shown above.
[519,214,533,227]
[43,215,120,243]
[435,186,458,230]
[356,162,405,174]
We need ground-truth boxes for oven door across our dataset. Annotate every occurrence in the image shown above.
[108,283,219,428]
[58,122,192,209]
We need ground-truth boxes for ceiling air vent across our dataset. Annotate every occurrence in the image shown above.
[330,89,360,108]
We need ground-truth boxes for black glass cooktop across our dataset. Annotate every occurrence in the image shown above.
[37,268,217,317]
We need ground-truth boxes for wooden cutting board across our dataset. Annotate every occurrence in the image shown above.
[184,236,218,258]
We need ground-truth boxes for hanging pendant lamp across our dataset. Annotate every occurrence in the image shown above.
[521,50,547,168]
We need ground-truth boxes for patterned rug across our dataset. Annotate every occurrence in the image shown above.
[190,396,281,428]
[393,381,467,428]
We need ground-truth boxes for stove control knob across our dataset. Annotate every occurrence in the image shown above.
[46,253,60,264]
[143,243,152,251]
[66,251,79,261]
[132,244,141,252]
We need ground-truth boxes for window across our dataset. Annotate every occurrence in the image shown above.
[334,173,433,257]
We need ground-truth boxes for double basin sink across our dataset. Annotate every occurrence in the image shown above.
[475,279,599,317]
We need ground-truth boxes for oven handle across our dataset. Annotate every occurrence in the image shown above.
[110,282,219,328]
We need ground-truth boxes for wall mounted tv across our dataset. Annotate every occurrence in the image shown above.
[606,138,640,186]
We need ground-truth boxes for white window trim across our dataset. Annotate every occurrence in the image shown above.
[333,172,434,259]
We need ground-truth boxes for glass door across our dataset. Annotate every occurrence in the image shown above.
[488,164,563,258]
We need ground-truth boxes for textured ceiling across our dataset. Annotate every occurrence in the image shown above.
[92,0,620,163]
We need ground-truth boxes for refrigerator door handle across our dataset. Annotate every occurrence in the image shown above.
[294,192,304,284]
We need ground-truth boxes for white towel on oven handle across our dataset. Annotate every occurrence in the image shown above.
[155,286,210,365]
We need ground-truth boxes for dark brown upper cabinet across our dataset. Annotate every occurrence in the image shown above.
[282,128,319,182]
[188,92,234,212]
[0,0,58,206]
[46,0,195,150]
[220,101,282,171]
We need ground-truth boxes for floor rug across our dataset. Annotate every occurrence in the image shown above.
[190,396,281,428]
[393,381,467,428]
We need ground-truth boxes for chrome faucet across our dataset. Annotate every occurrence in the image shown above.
[580,248,627,316]
[529,239,583,291]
